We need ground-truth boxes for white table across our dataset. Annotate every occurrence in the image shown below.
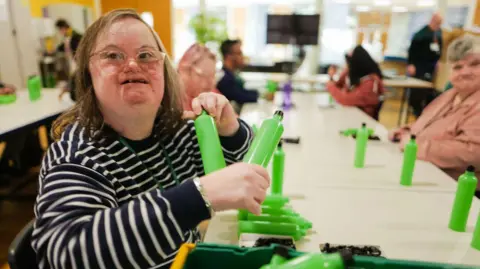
[204,93,480,266]
[240,72,433,89]
[0,88,73,138]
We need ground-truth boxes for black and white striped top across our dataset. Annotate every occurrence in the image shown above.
[32,119,253,269]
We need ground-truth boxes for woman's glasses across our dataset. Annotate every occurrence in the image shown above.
[91,49,166,70]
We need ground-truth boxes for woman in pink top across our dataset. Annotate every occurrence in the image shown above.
[178,43,220,111]
[389,36,480,192]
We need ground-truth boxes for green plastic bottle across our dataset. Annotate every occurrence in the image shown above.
[271,141,285,195]
[194,110,226,175]
[238,221,306,240]
[267,80,278,93]
[238,209,248,221]
[471,210,480,250]
[400,135,418,186]
[449,166,478,232]
[27,75,42,101]
[246,213,312,229]
[259,246,290,269]
[261,206,299,217]
[275,252,352,269]
[262,195,290,208]
[354,123,368,168]
[243,110,284,167]
[252,124,258,135]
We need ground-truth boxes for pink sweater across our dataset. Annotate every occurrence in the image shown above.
[409,88,480,186]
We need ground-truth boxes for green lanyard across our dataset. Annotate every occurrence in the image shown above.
[118,136,180,191]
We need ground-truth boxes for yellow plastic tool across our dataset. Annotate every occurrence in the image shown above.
[170,243,196,269]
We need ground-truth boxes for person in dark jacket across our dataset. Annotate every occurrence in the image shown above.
[407,13,443,117]
[217,40,261,108]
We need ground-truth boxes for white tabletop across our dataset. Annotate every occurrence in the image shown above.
[240,72,434,89]
[204,92,480,266]
[0,88,74,136]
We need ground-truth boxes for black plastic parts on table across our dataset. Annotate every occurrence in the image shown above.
[253,237,296,250]
[320,243,383,257]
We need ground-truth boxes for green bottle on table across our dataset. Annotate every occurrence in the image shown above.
[27,75,42,101]
[246,213,312,229]
[449,166,478,232]
[271,141,285,195]
[243,110,284,167]
[400,135,418,186]
[261,206,299,216]
[354,123,368,168]
[194,110,226,175]
[238,221,307,240]
[471,210,480,250]
[262,195,290,208]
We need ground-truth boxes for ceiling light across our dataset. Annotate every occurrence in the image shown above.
[374,0,391,6]
[392,6,408,12]
[356,5,371,12]
[417,0,435,7]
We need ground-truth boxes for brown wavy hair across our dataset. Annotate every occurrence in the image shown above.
[52,9,184,140]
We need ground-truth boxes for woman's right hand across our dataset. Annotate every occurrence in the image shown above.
[199,163,270,215]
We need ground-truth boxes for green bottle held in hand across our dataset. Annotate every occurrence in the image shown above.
[194,110,226,175]
[27,75,42,101]
[400,135,418,186]
[238,221,307,240]
[449,166,478,232]
[354,123,368,168]
[261,206,299,216]
[271,141,285,195]
[263,195,290,208]
[243,110,284,167]
[471,210,480,250]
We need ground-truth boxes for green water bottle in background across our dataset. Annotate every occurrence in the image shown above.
[471,210,480,250]
[271,141,285,195]
[449,166,478,232]
[354,123,368,168]
[27,75,42,101]
[400,135,418,186]
[243,110,284,167]
[194,110,226,174]
[267,80,278,93]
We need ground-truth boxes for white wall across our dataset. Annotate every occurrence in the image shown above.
[385,12,410,58]
[46,3,93,34]
[0,0,39,88]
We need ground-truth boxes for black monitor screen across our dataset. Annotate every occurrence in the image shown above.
[266,14,320,45]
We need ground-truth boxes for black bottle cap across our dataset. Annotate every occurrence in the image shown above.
[467,165,475,172]
[278,140,283,148]
[274,110,284,120]
[273,245,290,259]
[339,249,354,265]
[411,134,416,140]
[361,123,366,128]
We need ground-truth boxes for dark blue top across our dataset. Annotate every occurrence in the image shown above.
[217,67,259,105]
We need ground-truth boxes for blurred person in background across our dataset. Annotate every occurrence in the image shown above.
[390,35,480,196]
[56,19,83,101]
[326,45,385,120]
[178,43,221,111]
[407,13,443,117]
[217,39,273,111]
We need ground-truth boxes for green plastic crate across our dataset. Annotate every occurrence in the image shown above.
[179,243,478,269]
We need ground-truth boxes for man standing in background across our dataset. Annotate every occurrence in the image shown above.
[407,13,443,117]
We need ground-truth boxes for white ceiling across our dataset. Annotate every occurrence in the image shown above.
[174,0,473,10]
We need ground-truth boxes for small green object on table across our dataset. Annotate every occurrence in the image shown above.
[0,94,16,105]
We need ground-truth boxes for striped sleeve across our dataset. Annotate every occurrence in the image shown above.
[219,119,253,164]
[32,162,210,269]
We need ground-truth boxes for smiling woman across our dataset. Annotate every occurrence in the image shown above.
[32,9,270,269]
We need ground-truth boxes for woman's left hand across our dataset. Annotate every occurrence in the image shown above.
[183,92,239,136]
[398,133,411,152]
